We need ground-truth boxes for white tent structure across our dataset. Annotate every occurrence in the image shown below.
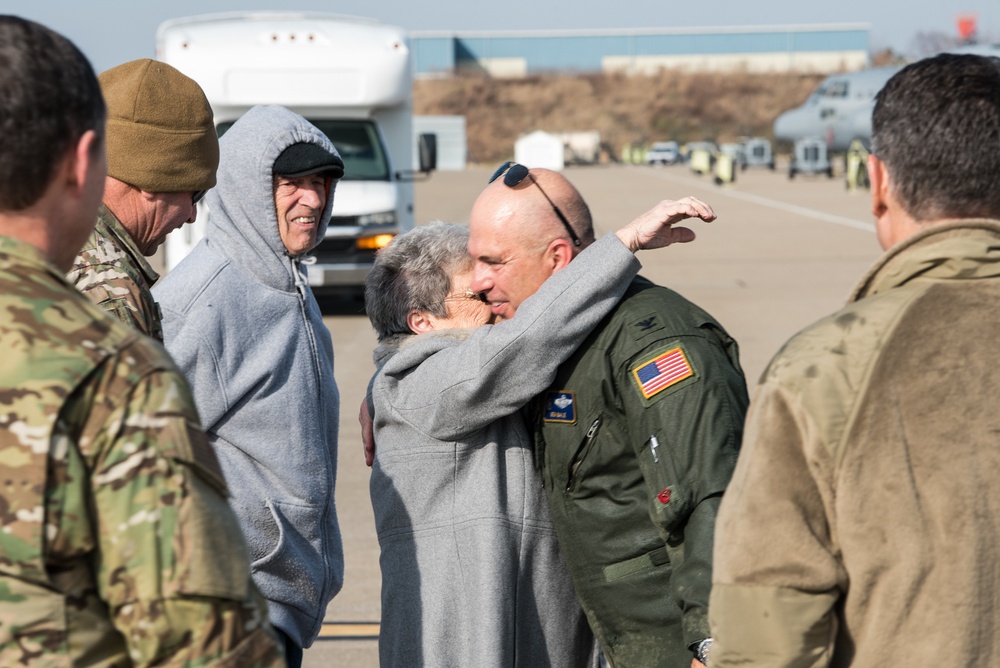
[515,130,564,171]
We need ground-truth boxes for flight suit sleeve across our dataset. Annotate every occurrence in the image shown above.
[709,381,843,668]
[617,328,748,648]
[82,359,285,668]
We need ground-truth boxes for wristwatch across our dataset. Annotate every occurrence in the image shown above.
[692,638,713,664]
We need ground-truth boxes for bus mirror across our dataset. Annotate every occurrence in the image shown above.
[418,133,437,173]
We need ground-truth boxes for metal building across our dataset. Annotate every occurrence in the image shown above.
[411,24,870,78]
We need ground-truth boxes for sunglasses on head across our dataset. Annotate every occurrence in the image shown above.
[488,161,581,247]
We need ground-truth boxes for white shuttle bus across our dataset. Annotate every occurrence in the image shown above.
[157,12,433,294]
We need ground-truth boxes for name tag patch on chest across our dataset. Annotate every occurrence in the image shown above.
[543,391,577,423]
[632,346,694,399]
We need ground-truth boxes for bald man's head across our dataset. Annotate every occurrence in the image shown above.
[468,167,595,319]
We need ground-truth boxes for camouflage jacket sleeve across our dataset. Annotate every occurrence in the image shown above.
[68,351,285,667]
[79,279,154,336]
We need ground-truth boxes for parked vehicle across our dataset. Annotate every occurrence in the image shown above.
[742,137,776,170]
[158,12,435,295]
[719,143,747,170]
[789,137,833,179]
[684,141,718,175]
[646,141,680,165]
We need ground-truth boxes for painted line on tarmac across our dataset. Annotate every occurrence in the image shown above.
[317,622,379,640]
[643,168,876,233]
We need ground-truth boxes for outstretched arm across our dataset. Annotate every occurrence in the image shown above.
[615,196,715,251]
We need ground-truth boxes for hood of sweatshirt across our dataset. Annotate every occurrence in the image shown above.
[205,104,341,292]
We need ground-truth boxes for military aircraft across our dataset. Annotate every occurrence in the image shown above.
[773,43,1000,153]
[772,67,898,153]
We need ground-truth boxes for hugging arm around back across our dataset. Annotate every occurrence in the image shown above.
[375,234,641,442]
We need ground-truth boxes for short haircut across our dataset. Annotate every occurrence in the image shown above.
[0,16,105,212]
[872,54,1000,222]
[564,193,596,248]
[365,223,472,341]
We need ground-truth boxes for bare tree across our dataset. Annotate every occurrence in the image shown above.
[911,31,959,57]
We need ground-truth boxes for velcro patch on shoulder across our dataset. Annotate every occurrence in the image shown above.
[631,345,695,400]
[543,391,577,424]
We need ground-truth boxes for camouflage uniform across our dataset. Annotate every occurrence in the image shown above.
[67,205,164,340]
[0,235,285,667]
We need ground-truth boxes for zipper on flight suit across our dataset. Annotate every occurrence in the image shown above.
[566,417,601,492]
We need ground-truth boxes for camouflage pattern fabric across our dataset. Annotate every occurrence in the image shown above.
[0,235,285,667]
[67,205,164,341]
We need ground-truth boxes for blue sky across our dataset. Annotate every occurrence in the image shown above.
[6,0,996,73]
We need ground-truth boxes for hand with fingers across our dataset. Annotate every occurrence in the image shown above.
[615,196,717,252]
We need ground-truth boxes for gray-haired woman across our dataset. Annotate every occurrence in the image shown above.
[365,206,712,667]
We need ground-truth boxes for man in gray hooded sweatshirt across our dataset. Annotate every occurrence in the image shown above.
[153,105,345,667]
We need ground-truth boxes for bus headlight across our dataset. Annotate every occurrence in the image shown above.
[357,234,395,250]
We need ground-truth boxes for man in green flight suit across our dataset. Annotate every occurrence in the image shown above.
[468,163,748,668]
[66,58,219,341]
[0,16,284,667]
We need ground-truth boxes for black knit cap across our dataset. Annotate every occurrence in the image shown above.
[273,142,345,179]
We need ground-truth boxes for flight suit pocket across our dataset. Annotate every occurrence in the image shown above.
[564,416,602,492]
[636,435,693,539]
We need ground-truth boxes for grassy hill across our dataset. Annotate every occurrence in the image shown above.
[414,70,826,164]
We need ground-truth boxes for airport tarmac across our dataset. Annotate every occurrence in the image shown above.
[305,162,882,666]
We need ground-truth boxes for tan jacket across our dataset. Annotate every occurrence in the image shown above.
[710,220,1000,667]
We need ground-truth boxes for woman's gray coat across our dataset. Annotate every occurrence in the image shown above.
[370,234,641,666]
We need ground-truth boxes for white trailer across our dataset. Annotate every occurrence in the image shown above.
[157,12,433,293]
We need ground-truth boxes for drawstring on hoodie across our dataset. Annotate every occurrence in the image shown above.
[291,254,324,381]
[291,255,310,289]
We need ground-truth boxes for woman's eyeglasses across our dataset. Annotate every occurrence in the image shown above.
[488,161,581,247]
[443,289,489,304]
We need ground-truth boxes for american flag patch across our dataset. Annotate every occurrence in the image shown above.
[631,346,694,399]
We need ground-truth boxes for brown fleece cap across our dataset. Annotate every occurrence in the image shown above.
[99,59,219,193]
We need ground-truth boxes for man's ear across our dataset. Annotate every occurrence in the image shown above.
[65,129,101,199]
[868,154,889,220]
[546,237,574,273]
[406,310,436,335]
[868,153,901,249]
